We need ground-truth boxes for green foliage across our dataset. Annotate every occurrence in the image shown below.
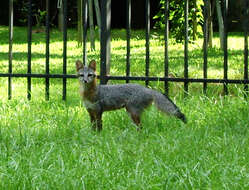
[35,9,47,28]
[154,0,204,42]
[17,2,46,27]
[17,1,31,25]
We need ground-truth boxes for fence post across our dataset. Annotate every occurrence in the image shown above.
[244,0,249,98]
[145,0,150,86]
[184,0,189,96]
[203,0,208,94]
[100,0,111,85]
[63,0,67,100]
[27,0,32,100]
[223,0,228,95]
[164,0,169,96]
[8,0,13,100]
[126,0,131,83]
[45,0,50,100]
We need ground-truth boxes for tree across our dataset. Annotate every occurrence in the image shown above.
[88,0,95,51]
[77,0,101,50]
[58,0,63,32]
[216,0,224,50]
[154,0,204,43]
[94,0,101,38]
[207,0,225,50]
[192,0,198,41]
[207,0,213,47]
[77,0,82,46]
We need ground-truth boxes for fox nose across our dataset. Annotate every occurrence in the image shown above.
[83,76,88,83]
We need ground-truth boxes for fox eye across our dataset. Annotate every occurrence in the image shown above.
[88,73,95,77]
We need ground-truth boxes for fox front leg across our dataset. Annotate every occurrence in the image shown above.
[96,112,103,131]
[88,110,97,131]
[88,110,102,131]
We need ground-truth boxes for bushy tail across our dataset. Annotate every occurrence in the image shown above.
[152,91,187,123]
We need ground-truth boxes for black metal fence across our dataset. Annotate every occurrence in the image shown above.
[1,0,249,100]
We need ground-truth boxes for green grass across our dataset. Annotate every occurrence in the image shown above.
[0,26,249,189]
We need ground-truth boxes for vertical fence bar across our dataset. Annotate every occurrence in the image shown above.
[45,0,50,100]
[27,0,32,100]
[184,0,189,95]
[126,0,131,83]
[82,0,88,65]
[164,0,169,96]
[8,0,13,100]
[100,0,111,85]
[203,0,208,94]
[145,0,150,86]
[63,0,67,100]
[223,0,228,95]
[244,0,249,98]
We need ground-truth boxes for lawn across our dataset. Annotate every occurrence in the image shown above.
[0,26,249,189]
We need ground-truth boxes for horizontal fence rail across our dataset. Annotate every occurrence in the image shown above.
[106,76,249,85]
[1,73,249,84]
[1,0,249,100]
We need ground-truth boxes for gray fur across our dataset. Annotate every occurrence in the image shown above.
[97,84,186,122]
[76,60,186,131]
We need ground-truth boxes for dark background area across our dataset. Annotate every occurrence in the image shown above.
[0,0,160,29]
[0,0,244,31]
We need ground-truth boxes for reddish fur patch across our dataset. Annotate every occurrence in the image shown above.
[89,60,96,71]
[80,79,97,103]
[76,60,84,71]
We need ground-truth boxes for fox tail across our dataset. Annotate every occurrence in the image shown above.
[152,91,187,123]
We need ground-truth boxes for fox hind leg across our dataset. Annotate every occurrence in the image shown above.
[126,106,142,130]
[131,113,141,126]
[126,97,153,130]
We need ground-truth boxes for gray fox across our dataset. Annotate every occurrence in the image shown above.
[76,60,186,131]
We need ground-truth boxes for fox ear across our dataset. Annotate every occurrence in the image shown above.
[89,60,96,71]
[76,60,84,71]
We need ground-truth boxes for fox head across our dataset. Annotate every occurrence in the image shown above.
[76,60,97,84]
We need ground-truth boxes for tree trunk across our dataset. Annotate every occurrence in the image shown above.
[58,2,63,32]
[216,0,224,50]
[94,0,101,39]
[77,0,83,46]
[192,0,197,41]
[207,0,213,47]
[88,0,95,51]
